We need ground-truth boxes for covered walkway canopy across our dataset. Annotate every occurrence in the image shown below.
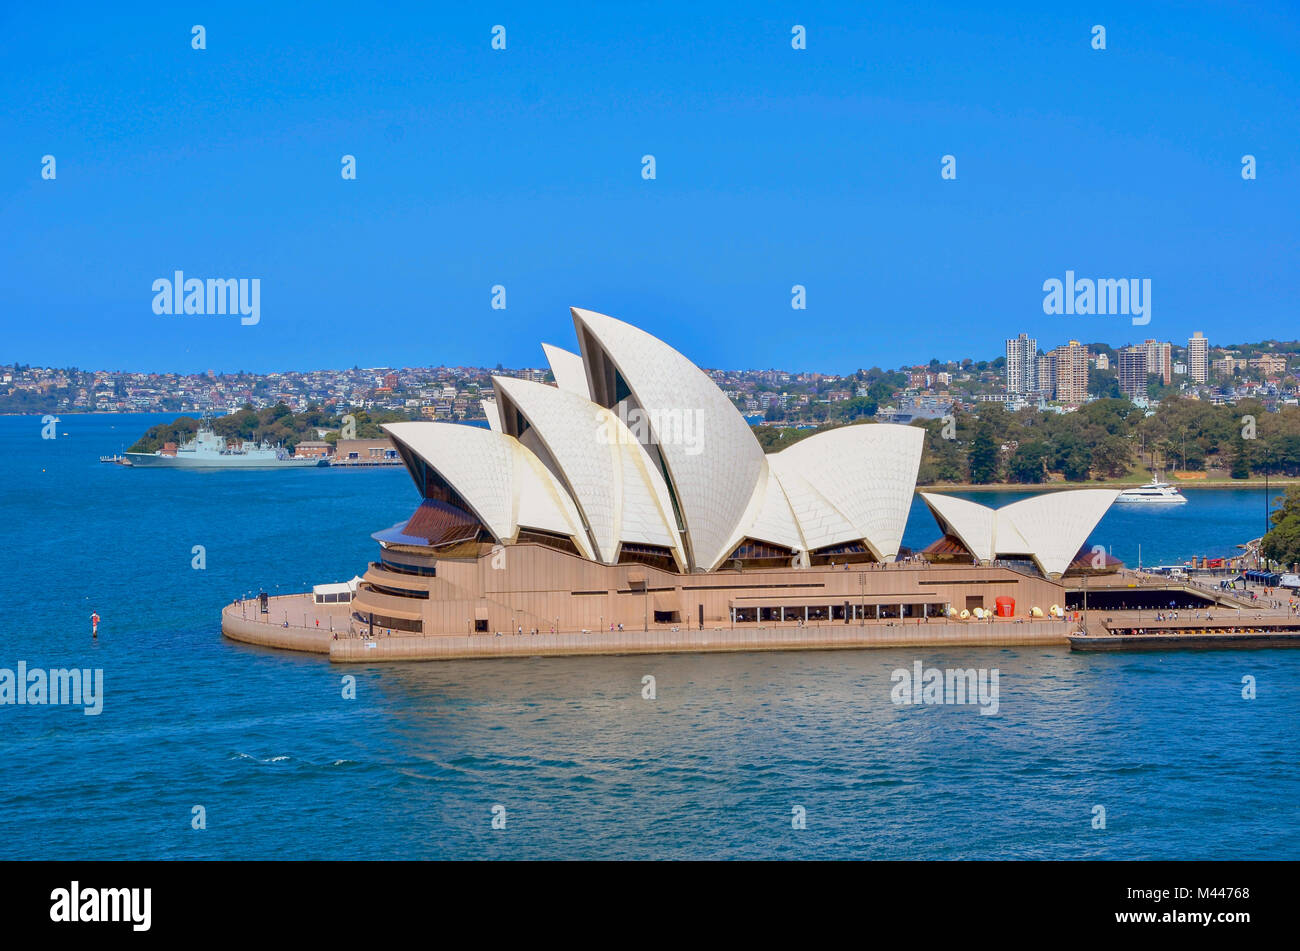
[312,577,362,603]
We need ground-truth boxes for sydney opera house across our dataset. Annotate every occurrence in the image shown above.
[347,308,1118,639]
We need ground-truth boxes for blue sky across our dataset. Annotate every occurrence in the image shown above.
[2,1,1297,374]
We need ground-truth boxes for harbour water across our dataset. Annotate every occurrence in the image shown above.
[2,414,1297,859]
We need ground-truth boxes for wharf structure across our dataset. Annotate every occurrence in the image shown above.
[224,308,1128,662]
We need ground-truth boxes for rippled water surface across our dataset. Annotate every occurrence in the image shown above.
[2,415,1296,859]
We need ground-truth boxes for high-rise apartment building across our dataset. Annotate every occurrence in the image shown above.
[1050,340,1089,404]
[1188,332,1209,384]
[1142,339,1172,386]
[1005,333,1037,396]
[1036,354,1055,399]
[1118,347,1148,400]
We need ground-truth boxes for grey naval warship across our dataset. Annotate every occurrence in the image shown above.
[123,419,326,469]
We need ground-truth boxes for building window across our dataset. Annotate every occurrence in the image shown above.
[515,529,583,558]
[723,538,795,570]
[352,612,423,634]
[808,541,877,567]
[618,543,678,572]
[364,581,430,600]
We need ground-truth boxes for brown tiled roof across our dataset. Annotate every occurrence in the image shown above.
[922,535,972,557]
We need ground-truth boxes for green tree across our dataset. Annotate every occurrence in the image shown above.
[1007,441,1049,483]
[1230,437,1251,479]
[1092,434,1133,479]
[968,424,999,484]
[916,420,965,484]
[1088,366,1120,399]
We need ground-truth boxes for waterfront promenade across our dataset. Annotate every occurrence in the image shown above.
[221,593,1074,662]
[221,567,1299,662]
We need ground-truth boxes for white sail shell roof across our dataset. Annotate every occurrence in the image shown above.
[541,343,592,400]
[760,460,854,552]
[380,308,1118,582]
[382,421,594,560]
[571,307,765,571]
[491,375,684,567]
[920,489,1118,578]
[919,492,997,563]
[768,423,924,561]
[722,458,806,556]
[997,490,1120,577]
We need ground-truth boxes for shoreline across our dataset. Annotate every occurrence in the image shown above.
[920,478,1299,492]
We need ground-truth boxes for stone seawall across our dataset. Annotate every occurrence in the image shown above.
[221,603,333,654]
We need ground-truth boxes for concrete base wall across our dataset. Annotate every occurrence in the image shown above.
[350,544,1067,640]
[221,604,333,654]
[222,594,1071,662]
[329,619,1070,662]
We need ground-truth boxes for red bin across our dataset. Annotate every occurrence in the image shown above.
[995,596,1015,618]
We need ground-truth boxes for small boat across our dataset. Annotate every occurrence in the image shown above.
[1115,476,1188,504]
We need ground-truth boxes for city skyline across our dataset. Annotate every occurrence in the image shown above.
[8,326,1298,420]
[5,3,1298,374]
[10,327,1300,379]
